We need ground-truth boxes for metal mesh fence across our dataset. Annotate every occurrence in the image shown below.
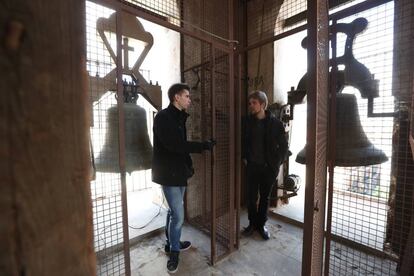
[212,49,232,259]
[331,0,395,249]
[247,0,307,47]
[180,0,236,264]
[328,1,413,275]
[386,1,414,274]
[264,0,412,274]
[183,38,235,263]
[185,37,213,232]
[86,2,126,275]
[124,0,181,26]
[85,0,237,270]
[123,0,230,46]
[328,241,397,275]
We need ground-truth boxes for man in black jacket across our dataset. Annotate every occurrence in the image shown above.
[242,91,288,240]
[152,83,215,273]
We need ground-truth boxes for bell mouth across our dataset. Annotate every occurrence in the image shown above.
[334,146,388,167]
[295,93,388,167]
[295,145,388,167]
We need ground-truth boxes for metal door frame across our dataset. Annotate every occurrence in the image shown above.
[87,0,239,268]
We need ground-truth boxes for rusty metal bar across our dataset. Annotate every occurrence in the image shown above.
[210,46,217,265]
[240,25,307,53]
[228,0,236,253]
[302,1,317,273]
[88,0,233,53]
[182,54,229,74]
[235,52,242,249]
[116,10,131,276]
[302,0,329,274]
[324,19,338,276]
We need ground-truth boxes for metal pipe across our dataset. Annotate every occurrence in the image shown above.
[324,19,338,276]
[235,52,242,250]
[116,10,131,276]
[302,0,329,275]
[228,0,236,254]
[210,46,217,264]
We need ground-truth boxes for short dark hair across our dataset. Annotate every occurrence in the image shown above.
[248,90,268,109]
[168,83,190,103]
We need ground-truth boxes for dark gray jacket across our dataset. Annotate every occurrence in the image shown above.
[242,110,288,174]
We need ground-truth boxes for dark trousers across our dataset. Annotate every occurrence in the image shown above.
[246,163,277,227]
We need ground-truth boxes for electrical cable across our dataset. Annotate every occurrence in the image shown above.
[128,192,165,230]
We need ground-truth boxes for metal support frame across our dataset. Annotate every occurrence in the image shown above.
[115,10,131,276]
[302,0,329,275]
[324,19,338,276]
[236,53,242,249]
[87,0,240,268]
[210,46,217,264]
[228,0,236,256]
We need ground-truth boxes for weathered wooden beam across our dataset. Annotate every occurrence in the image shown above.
[1,1,95,275]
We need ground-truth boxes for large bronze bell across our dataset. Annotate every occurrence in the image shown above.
[95,103,153,173]
[295,93,388,166]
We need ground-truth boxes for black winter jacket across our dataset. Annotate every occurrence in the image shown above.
[242,110,288,175]
[152,104,204,186]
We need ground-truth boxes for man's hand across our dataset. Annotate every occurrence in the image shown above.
[202,139,216,151]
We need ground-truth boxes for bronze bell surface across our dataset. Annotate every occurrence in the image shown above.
[296,93,388,166]
[95,103,153,173]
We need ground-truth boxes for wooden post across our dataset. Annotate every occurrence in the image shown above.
[1,1,95,275]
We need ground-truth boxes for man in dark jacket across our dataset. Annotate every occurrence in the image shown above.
[152,83,215,273]
[242,90,288,240]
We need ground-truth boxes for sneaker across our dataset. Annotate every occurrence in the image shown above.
[165,241,192,253]
[167,251,179,273]
[257,225,270,240]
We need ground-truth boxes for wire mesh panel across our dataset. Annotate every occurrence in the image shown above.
[331,1,394,249]
[181,0,236,264]
[247,0,307,47]
[328,241,397,275]
[183,40,236,264]
[123,0,181,26]
[123,0,230,46]
[327,1,413,275]
[185,37,213,234]
[212,49,233,261]
[86,2,128,275]
[386,0,414,274]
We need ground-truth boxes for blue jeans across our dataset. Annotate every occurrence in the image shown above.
[162,186,186,252]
